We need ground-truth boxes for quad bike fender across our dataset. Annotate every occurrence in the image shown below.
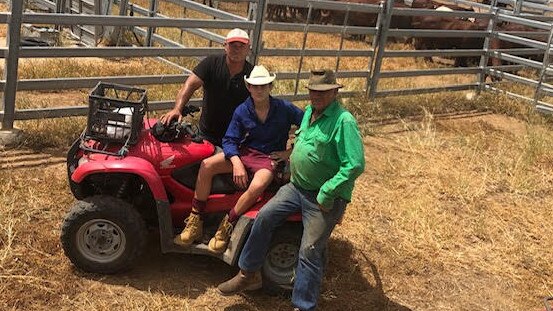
[71,156,167,200]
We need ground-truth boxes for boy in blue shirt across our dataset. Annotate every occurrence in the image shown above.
[174,65,304,253]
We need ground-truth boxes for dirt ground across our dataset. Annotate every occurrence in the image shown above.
[1,112,552,311]
[1,2,552,309]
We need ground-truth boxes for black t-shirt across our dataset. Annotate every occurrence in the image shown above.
[193,54,254,145]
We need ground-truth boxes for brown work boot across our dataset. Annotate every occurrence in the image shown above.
[217,270,262,296]
[174,212,203,246]
[208,214,234,253]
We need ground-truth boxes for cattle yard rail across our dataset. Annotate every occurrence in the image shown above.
[2,0,553,130]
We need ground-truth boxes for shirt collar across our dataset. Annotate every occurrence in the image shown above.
[245,96,276,117]
[308,100,340,119]
[322,100,340,117]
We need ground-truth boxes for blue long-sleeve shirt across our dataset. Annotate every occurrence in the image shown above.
[222,96,304,158]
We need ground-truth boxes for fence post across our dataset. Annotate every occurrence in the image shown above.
[95,0,102,45]
[115,0,129,46]
[294,4,314,95]
[477,5,498,94]
[145,0,158,47]
[1,0,23,130]
[368,0,393,100]
[514,0,523,15]
[533,23,553,105]
[56,0,67,13]
[335,9,351,72]
[250,0,267,65]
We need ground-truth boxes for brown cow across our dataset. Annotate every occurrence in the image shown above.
[488,22,546,70]
[411,5,489,67]
[320,0,414,41]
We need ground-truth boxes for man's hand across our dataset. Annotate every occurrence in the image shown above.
[270,149,292,163]
[230,156,249,189]
[159,108,183,125]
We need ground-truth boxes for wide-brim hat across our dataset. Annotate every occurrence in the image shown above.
[225,28,250,44]
[244,65,276,85]
[307,69,343,91]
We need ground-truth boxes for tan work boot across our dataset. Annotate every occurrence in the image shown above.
[174,212,203,246]
[208,214,234,253]
[217,270,262,296]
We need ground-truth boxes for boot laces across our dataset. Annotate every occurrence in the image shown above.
[215,218,233,240]
[184,213,200,232]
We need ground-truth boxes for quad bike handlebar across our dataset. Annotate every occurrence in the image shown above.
[181,104,200,116]
[152,105,203,143]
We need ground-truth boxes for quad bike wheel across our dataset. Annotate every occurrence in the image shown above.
[262,225,302,295]
[61,195,147,274]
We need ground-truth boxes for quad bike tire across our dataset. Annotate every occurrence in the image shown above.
[60,195,147,274]
[262,224,302,295]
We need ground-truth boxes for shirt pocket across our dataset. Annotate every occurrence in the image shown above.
[307,130,330,162]
[242,119,257,132]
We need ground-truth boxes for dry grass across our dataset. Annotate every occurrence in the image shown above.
[2,104,553,310]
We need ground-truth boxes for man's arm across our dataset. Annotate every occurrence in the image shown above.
[160,73,204,125]
[317,116,365,209]
[222,108,249,189]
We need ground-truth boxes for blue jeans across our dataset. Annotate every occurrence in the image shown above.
[238,182,347,311]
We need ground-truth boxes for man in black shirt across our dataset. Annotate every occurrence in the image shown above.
[160,28,254,146]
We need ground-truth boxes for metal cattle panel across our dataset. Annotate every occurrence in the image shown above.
[4,0,553,127]
[367,0,553,107]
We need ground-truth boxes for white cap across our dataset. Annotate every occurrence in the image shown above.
[244,65,276,85]
[225,28,250,44]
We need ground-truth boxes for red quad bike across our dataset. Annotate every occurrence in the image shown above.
[61,82,302,293]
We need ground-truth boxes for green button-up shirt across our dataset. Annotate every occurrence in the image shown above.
[290,100,365,209]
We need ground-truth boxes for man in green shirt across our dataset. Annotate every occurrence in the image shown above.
[217,70,365,311]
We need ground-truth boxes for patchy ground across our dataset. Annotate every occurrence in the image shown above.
[1,113,552,311]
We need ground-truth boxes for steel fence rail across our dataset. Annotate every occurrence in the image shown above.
[164,0,248,21]
[374,84,480,98]
[268,0,380,13]
[11,75,188,91]
[379,67,482,78]
[126,2,229,44]
[7,90,359,121]
[20,13,255,28]
[487,67,553,90]
[3,0,553,129]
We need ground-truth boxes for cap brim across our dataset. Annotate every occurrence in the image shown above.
[226,37,250,44]
[244,74,276,85]
[307,84,343,91]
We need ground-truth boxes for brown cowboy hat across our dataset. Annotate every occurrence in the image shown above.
[306,69,343,91]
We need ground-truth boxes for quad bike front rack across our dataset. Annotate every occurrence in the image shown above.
[81,82,147,157]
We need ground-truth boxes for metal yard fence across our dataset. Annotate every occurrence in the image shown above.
[2,0,553,130]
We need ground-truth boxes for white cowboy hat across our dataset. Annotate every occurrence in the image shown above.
[244,65,276,85]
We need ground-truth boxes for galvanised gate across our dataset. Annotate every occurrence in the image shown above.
[2,0,553,131]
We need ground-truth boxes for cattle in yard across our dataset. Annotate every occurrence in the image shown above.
[317,0,415,41]
[411,9,487,67]
[488,22,547,70]
[411,8,546,82]
[266,4,312,22]
[266,4,287,21]
[265,4,328,23]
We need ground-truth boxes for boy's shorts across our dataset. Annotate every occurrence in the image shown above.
[239,147,274,173]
